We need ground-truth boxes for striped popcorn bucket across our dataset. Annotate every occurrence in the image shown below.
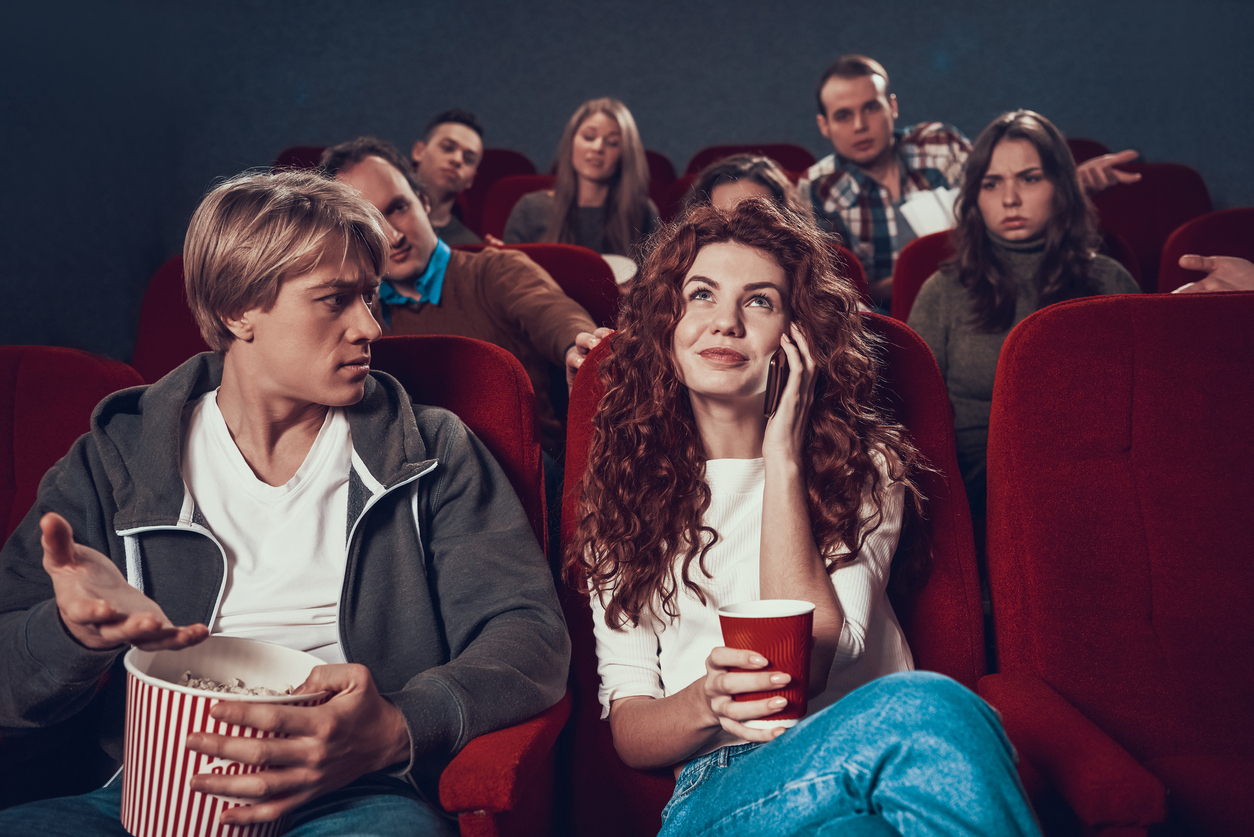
[121,636,328,837]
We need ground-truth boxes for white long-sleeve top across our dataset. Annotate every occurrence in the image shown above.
[590,456,912,737]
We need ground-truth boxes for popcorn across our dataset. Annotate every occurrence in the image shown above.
[177,671,293,697]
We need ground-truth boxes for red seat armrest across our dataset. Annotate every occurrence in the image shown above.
[978,673,1165,829]
[438,690,571,814]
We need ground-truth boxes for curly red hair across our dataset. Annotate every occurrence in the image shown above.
[566,198,924,628]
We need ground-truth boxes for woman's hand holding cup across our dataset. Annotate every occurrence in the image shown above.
[697,646,794,742]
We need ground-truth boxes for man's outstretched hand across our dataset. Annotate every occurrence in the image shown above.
[40,512,208,651]
[1174,255,1254,294]
[1076,149,1143,195]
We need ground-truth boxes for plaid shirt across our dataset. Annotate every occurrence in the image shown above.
[801,122,971,282]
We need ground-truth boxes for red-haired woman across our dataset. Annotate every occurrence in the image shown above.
[566,198,1039,835]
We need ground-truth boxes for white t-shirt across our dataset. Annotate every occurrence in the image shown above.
[182,390,351,663]
[590,456,911,743]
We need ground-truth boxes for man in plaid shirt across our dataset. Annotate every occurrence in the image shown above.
[800,55,1140,310]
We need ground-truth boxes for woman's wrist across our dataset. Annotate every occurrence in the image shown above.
[761,454,803,482]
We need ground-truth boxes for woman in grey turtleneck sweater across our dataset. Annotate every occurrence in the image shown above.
[908,111,1139,519]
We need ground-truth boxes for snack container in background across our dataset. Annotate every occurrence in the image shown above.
[121,636,327,837]
[718,599,815,729]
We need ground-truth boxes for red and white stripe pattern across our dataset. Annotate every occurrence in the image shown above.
[121,673,325,837]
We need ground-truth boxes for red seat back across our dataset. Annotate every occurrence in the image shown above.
[987,292,1254,833]
[686,143,817,176]
[827,241,871,308]
[658,174,696,224]
[272,145,326,171]
[0,347,143,542]
[130,255,212,385]
[890,231,954,322]
[1091,162,1212,293]
[558,314,984,836]
[457,243,620,330]
[370,334,546,550]
[1100,227,1143,287]
[1066,137,1110,163]
[644,149,676,212]
[1156,207,1254,293]
[456,148,537,237]
[511,244,619,329]
[481,175,556,241]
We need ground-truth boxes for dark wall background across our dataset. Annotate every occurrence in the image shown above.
[3,0,1251,361]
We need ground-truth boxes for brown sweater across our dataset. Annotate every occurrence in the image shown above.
[378,247,596,452]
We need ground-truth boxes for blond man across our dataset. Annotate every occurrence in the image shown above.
[0,171,568,836]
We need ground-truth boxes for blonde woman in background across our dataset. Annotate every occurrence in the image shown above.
[504,97,658,258]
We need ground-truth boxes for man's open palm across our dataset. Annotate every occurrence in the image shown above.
[41,512,208,651]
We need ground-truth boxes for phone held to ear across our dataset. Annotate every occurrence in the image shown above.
[764,347,789,417]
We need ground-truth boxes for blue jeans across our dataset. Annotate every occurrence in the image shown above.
[658,671,1040,837]
[0,771,457,836]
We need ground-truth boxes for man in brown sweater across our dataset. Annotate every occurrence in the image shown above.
[323,137,607,454]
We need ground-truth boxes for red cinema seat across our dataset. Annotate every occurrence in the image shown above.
[456,148,537,237]
[130,255,211,385]
[1099,228,1142,288]
[890,231,954,323]
[0,347,143,550]
[481,175,556,241]
[1156,207,1254,293]
[558,314,986,836]
[827,241,871,309]
[273,145,326,171]
[1065,138,1111,164]
[1091,162,1212,293]
[370,334,570,837]
[453,243,619,330]
[686,143,817,176]
[0,346,144,807]
[658,173,696,224]
[645,149,677,212]
[982,292,1254,836]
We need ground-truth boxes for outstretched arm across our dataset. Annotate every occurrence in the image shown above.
[40,512,207,651]
[1076,149,1142,195]
[1173,255,1254,293]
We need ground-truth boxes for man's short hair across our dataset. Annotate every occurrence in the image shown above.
[184,169,389,354]
[421,108,484,142]
[815,55,891,114]
[321,136,415,187]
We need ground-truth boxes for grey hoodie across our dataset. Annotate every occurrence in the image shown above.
[0,353,569,795]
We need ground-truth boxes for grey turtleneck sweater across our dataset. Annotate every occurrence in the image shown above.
[907,235,1139,511]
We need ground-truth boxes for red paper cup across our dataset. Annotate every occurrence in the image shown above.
[718,599,815,729]
[121,636,328,837]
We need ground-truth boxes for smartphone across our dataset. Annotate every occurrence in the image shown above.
[764,347,789,417]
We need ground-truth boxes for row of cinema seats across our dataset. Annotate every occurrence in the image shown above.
[278,137,1216,289]
[889,206,1254,323]
[127,242,869,388]
[272,142,820,238]
[3,287,1252,835]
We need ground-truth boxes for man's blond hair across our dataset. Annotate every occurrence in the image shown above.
[184,170,389,353]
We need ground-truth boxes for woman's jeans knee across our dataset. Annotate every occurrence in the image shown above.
[658,671,1039,836]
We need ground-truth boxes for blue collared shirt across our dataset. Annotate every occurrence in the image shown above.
[377,239,451,326]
